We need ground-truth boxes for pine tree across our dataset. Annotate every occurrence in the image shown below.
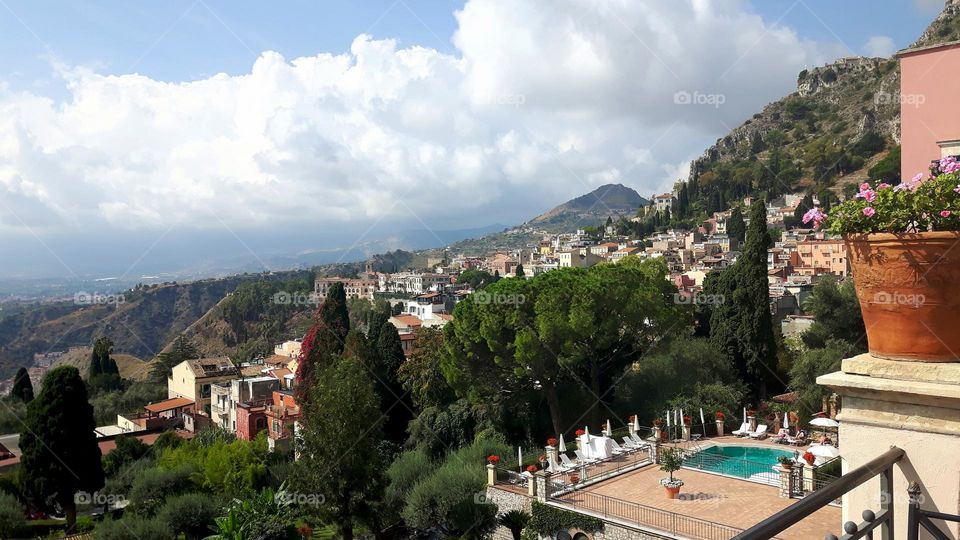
[10,367,34,402]
[19,366,104,529]
[515,264,525,278]
[374,322,412,442]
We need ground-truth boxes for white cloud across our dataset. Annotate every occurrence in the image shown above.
[0,0,840,238]
[864,35,897,58]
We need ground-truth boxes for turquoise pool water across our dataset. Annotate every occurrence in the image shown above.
[687,445,795,483]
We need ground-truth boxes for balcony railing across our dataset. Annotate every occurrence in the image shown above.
[907,481,960,540]
[732,446,904,540]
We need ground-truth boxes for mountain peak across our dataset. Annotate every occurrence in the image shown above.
[912,0,960,48]
[527,184,649,231]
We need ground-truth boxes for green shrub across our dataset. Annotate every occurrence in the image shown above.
[157,492,220,539]
[529,501,603,534]
[129,464,198,516]
[0,491,25,538]
[94,516,172,540]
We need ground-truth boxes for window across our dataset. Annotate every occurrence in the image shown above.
[256,417,267,430]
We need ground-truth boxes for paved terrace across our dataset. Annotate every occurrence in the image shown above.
[553,463,840,540]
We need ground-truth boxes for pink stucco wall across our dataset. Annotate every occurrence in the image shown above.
[900,42,960,180]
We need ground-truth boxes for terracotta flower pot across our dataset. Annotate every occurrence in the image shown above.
[664,485,681,499]
[845,232,960,362]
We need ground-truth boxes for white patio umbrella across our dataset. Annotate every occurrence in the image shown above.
[809,444,840,459]
[518,447,523,472]
[605,419,612,437]
[699,408,706,434]
[558,434,567,452]
[633,415,640,432]
[810,417,840,428]
[584,425,590,437]
[743,407,747,421]
[665,411,670,427]
[783,413,789,429]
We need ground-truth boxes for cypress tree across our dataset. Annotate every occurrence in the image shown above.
[515,264,525,278]
[374,321,412,442]
[11,367,34,402]
[727,207,746,243]
[19,366,104,529]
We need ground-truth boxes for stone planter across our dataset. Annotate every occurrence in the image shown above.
[664,485,681,499]
[682,426,691,441]
[715,420,725,437]
[845,231,960,362]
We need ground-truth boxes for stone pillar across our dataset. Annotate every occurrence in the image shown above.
[527,475,537,497]
[652,441,661,464]
[715,420,725,437]
[748,415,757,432]
[791,463,804,497]
[652,426,661,441]
[535,471,549,503]
[818,353,960,538]
[486,463,496,487]
[681,425,691,441]
[628,419,636,436]
[778,465,791,498]
[545,445,558,465]
[803,462,815,493]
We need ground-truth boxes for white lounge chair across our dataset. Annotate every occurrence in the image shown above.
[610,439,631,454]
[548,456,572,473]
[731,422,750,437]
[749,424,769,439]
[629,433,651,450]
[574,449,598,464]
[559,453,579,469]
[622,436,641,449]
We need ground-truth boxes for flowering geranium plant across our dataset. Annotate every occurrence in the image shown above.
[526,465,539,473]
[546,437,558,447]
[682,415,691,426]
[803,451,816,465]
[715,411,725,421]
[575,428,585,437]
[653,418,664,427]
[487,455,500,465]
[803,157,960,234]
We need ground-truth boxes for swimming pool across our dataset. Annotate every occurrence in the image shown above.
[685,445,796,485]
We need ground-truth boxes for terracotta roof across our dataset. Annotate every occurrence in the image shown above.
[145,397,194,413]
[268,368,292,379]
[771,391,799,403]
[391,314,423,327]
[399,333,416,341]
[240,365,265,377]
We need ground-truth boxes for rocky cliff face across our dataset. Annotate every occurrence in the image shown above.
[687,0,960,189]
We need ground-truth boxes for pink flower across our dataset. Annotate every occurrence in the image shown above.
[896,172,926,192]
[941,210,952,218]
[859,182,871,191]
[801,207,827,229]
[877,183,891,190]
[955,184,960,194]
[940,156,960,174]
[863,207,876,217]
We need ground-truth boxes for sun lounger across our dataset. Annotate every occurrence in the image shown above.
[609,440,628,455]
[549,456,572,473]
[749,424,769,439]
[731,422,750,437]
[574,449,598,464]
[559,453,579,469]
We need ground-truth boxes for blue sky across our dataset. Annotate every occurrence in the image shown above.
[0,0,948,278]
[1,1,938,86]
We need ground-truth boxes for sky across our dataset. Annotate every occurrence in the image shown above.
[0,0,946,278]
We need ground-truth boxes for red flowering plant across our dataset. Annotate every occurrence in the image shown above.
[806,157,960,234]
[714,411,726,421]
[803,452,816,465]
[487,455,500,465]
[746,409,756,417]
[682,415,692,426]
[575,429,585,437]
[526,465,539,474]
[628,415,636,421]
[538,454,546,463]
[653,418,664,427]
[546,437,558,447]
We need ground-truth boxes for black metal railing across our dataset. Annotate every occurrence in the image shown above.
[549,445,653,494]
[553,489,750,540]
[907,481,960,540]
[732,446,904,540]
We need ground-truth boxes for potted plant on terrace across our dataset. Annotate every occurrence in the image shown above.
[653,418,665,441]
[715,411,726,437]
[804,157,960,362]
[659,447,685,499]
[803,451,816,466]
[777,455,794,470]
